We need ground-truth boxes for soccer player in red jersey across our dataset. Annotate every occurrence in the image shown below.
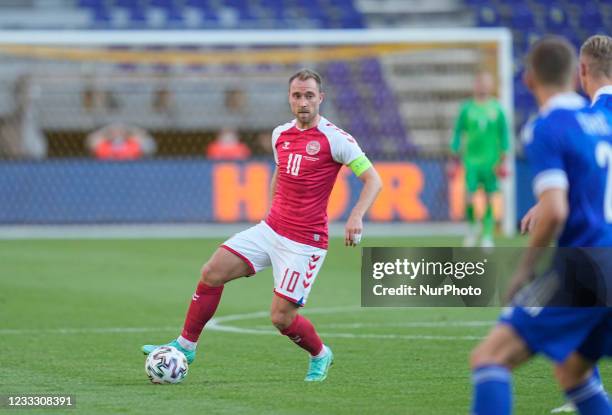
[143,69,382,381]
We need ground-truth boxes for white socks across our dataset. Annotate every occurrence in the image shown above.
[177,335,197,351]
[313,345,328,359]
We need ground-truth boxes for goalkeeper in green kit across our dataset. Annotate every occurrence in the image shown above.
[449,71,509,248]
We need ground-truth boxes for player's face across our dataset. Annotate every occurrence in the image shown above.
[289,78,324,128]
[474,72,494,98]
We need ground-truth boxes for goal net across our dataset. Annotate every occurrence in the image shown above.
[0,29,514,235]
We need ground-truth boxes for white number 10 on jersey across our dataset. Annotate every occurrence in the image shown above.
[286,153,302,176]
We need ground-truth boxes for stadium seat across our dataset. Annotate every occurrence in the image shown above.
[114,0,140,8]
[580,5,605,31]
[463,0,489,5]
[149,0,176,8]
[78,0,106,7]
[184,0,206,7]
[128,7,147,25]
[89,5,112,24]
[510,5,535,31]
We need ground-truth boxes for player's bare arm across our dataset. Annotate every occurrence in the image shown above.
[505,188,568,302]
[528,188,568,247]
[345,166,382,247]
[520,203,539,234]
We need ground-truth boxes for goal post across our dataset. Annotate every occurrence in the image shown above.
[0,28,515,236]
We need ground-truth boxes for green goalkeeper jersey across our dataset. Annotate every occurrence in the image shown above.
[450,98,509,166]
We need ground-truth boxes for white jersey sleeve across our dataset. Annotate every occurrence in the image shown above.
[318,118,365,165]
[271,120,295,164]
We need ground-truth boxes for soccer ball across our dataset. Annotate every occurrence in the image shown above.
[145,346,189,384]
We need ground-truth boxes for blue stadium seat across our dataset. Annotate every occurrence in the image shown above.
[340,14,365,28]
[164,6,185,26]
[85,3,112,24]
[149,0,175,9]
[510,5,535,31]
[78,0,106,7]
[113,0,140,8]
[184,0,205,7]
[224,0,249,8]
[184,0,217,17]
[580,5,605,31]
[127,7,147,25]
[535,0,564,7]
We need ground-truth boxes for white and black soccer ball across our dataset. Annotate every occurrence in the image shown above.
[145,346,189,384]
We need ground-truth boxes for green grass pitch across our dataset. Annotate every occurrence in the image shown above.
[1,235,610,414]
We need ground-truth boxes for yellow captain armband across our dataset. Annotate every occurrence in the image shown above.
[348,155,372,176]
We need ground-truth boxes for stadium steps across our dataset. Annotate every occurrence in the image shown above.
[355,0,473,28]
[379,48,480,154]
[0,7,90,29]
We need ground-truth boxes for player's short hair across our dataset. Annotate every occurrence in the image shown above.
[527,36,577,87]
[288,69,323,92]
[580,35,612,79]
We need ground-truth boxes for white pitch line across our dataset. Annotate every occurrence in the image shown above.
[0,326,181,335]
[207,324,483,341]
[0,306,494,341]
[251,321,493,329]
[207,306,490,341]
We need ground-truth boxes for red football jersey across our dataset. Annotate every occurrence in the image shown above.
[265,116,364,249]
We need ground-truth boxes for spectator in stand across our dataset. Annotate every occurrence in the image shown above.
[86,122,156,160]
[206,87,252,160]
[206,128,251,160]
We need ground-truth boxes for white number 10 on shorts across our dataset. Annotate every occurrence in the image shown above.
[222,221,327,306]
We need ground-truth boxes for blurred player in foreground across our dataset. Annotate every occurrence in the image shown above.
[143,69,382,382]
[470,36,612,415]
[449,71,509,248]
[521,35,612,234]
[520,34,612,415]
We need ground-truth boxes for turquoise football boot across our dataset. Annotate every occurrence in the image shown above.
[304,345,333,382]
[142,339,196,364]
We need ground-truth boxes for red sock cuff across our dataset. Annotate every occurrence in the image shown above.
[196,282,224,295]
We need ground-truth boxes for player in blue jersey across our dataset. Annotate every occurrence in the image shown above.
[555,33,612,415]
[519,33,612,415]
[470,36,612,415]
[521,34,612,239]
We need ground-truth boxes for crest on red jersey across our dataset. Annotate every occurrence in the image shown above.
[306,140,320,155]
